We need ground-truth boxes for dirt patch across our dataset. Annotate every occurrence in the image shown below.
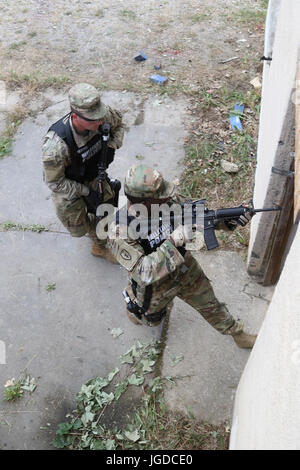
[0,0,265,91]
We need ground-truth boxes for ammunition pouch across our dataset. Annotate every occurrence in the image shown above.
[123,289,166,326]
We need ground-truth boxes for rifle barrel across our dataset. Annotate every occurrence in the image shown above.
[254,207,281,213]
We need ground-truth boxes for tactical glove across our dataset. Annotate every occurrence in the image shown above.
[107,147,115,166]
[85,189,103,212]
[226,204,253,229]
[236,204,253,226]
[170,224,195,247]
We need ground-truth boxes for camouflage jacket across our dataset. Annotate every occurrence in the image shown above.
[42,107,125,200]
[108,195,232,314]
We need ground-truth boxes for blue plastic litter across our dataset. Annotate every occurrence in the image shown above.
[230,103,244,131]
[134,52,147,61]
[149,74,168,85]
[154,64,161,70]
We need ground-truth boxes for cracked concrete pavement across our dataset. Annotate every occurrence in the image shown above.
[0,89,273,449]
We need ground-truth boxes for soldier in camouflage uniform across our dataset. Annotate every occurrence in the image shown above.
[42,83,125,263]
[107,164,257,348]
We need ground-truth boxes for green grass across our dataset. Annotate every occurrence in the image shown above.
[261,0,269,9]
[181,139,226,198]
[230,4,267,25]
[179,83,261,251]
[46,283,56,292]
[190,13,209,23]
[199,89,218,109]
[181,132,255,200]
[9,41,27,50]
[219,87,261,111]
[2,71,71,90]
[0,221,47,232]
[157,82,198,97]
[125,384,229,450]
[0,135,13,158]
[119,9,136,20]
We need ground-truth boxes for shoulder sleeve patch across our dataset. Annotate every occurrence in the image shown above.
[118,242,142,271]
[110,239,142,271]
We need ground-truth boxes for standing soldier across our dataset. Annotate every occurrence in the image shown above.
[42,83,125,263]
[107,164,256,348]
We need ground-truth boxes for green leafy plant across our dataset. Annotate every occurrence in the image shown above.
[53,340,161,450]
[53,341,229,450]
[3,375,37,401]
[3,380,23,401]
[199,90,218,109]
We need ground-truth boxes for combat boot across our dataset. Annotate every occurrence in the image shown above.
[126,309,142,325]
[91,243,118,264]
[232,330,257,349]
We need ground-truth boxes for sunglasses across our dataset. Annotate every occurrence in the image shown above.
[71,109,103,122]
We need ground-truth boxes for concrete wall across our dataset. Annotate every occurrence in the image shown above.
[247,0,299,278]
[231,1,300,449]
[230,223,300,449]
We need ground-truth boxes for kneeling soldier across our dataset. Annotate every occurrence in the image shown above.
[107,164,256,349]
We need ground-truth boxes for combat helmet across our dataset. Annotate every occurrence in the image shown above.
[124,164,175,200]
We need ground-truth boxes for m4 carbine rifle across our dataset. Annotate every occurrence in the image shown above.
[97,123,121,209]
[137,199,281,251]
[190,199,282,250]
[85,123,121,214]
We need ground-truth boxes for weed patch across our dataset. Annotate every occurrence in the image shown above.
[3,375,37,402]
[0,135,12,159]
[2,72,71,91]
[181,84,260,252]
[0,221,47,232]
[53,341,229,450]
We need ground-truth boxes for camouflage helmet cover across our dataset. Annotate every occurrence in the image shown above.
[68,83,107,120]
[124,164,175,199]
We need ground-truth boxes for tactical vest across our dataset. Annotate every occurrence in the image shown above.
[49,113,112,183]
[116,207,186,314]
[116,206,187,257]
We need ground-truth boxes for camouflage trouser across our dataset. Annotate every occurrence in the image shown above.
[129,252,243,335]
[52,179,114,247]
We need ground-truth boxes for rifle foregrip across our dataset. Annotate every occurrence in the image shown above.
[215,207,247,218]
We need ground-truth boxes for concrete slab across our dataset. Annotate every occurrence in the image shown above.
[161,250,273,425]
[0,230,161,449]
